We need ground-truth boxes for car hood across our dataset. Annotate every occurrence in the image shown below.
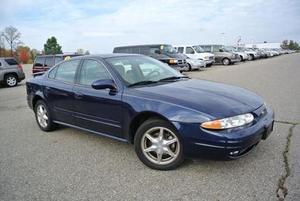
[199,52,214,57]
[134,79,264,119]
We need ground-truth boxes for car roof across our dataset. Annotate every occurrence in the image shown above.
[114,44,171,48]
[36,54,82,57]
[69,53,144,60]
[0,57,16,59]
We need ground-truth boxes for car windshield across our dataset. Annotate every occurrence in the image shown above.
[160,45,177,54]
[192,45,205,53]
[105,56,184,86]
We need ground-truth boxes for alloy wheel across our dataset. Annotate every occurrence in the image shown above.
[36,104,49,128]
[6,76,17,87]
[141,127,180,165]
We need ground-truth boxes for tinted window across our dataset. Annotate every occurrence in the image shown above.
[35,57,45,66]
[54,56,63,64]
[48,67,58,79]
[5,58,18,65]
[55,60,80,83]
[45,57,54,67]
[79,60,110,86]
[201,46,211,52]
[177,47,184,53]
[149,47,160,54]
[0,61,2,66]
[186,47,194,54]
[140,47,150,54]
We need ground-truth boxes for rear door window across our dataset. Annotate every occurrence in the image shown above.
[5,58,18,65]
[55,60,80,83]
[34,57,45,66]
[45,57,54,67]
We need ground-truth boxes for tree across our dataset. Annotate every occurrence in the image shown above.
[76,48,84,54]
[16,46,30,64]
[30,49,39,61]
[85,50,90,55]
[0,35,5,57]
[1,26,22,56]
[44,36,62,54]
[281,40,289,49]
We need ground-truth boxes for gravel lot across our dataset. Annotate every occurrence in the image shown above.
[0,54,299,201]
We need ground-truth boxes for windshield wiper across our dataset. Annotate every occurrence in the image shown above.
[128,80,158,87]
[158,76,189,82]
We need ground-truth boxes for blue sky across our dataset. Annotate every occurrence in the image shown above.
[1,0,300,53]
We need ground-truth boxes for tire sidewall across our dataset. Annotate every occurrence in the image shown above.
[134,118,184,170]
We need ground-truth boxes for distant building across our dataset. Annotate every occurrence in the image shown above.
[245,42,281,49]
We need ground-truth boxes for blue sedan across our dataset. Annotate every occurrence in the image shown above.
[26,54,274,170]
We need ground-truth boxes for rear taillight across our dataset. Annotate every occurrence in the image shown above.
[18,64,23,71]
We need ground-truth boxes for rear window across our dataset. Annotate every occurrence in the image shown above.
[45,57,54,67]
[5,58,18,65]
[55,56,63,64]
[34,57,45,66]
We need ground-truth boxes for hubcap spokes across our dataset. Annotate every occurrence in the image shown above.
[37,105,48,128]
[142,127,179,165]
[7,77,16,86]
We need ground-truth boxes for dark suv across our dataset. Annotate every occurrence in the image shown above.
[113,44,188,72]
[32,54,82,74]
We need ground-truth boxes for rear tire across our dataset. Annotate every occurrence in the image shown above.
[134,118,184,170]
[5,74,18,87]
[34,100,57,132]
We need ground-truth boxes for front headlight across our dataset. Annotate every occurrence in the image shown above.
[204,56,209,60]
[169,59,178,64]
[200,113,254,130]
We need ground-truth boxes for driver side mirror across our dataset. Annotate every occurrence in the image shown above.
[91,79,117,91]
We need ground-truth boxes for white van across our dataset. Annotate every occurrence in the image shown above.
[174,45,215,67]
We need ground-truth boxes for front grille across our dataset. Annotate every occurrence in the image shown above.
[177,60,186,64]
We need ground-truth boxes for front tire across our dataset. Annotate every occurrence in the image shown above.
[222,58,230,65]
[249,54,254,61]
[5,74,18,87]
[134,118,184,170]
[34,100,57,131]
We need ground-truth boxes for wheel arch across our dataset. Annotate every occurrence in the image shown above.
[128,111,171,144]
[32,92,46,109]
[4,72,18,79]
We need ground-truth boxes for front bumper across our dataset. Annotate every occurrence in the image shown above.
[171,64,189,72]
[173,105,274,159]
[18,72,26,81]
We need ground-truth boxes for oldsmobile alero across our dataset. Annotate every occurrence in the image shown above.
[26,54,274,170]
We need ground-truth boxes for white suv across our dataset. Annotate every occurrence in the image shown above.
[174,45,215,67]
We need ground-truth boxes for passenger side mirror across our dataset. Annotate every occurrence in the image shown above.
[91,79,117,91]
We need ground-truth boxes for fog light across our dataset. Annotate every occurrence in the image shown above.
[229,151,240,155]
